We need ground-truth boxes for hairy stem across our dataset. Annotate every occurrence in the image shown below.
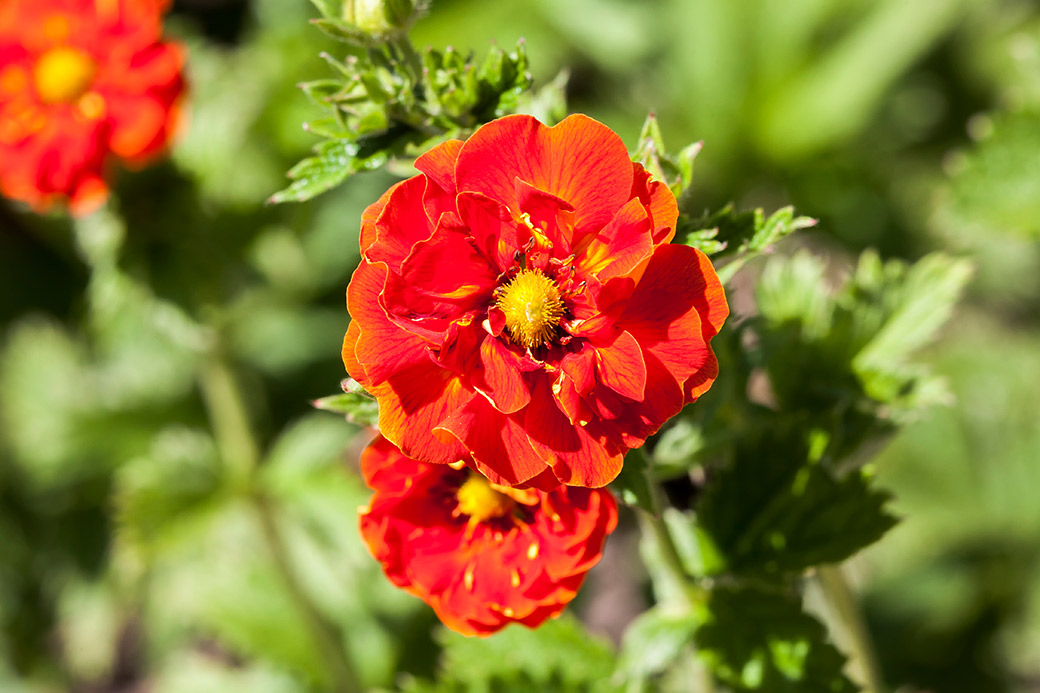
[253,492,361,692]
[817,564,885,693]
[200,353,360,692]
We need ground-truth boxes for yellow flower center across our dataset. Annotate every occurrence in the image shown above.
[495,269,565,349]
[456,474,515,523]
[33,47,96,104]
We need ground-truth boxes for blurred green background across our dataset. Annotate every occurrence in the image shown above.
[2,0,1040,691]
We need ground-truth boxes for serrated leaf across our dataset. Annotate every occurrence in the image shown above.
[695,427,897,577]
[685,205,815,284]
[432,616,617,692]
[696,585,858,692]
[852,252,973,379]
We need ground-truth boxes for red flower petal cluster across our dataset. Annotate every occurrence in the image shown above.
[358,435,617,636]
[0,0,185,214]
[343,114,728,488]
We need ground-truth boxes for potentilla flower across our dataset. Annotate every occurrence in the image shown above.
[343,114,728,487]
[0,0,185,214]
[358,435,618,637]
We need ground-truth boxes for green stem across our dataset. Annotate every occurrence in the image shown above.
[199,353,360,692]
[253,492,362,693]
[630,449,703,610]
[199,357,260,484]
[816,564,885,693]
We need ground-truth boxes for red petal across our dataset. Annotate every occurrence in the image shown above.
[381,222,498,336]
[455,114,634,236]
[631,163,679,244]
[617,244,728,390]
[456,191,517,272]
[476,336,532,414]
[574,197,654,281]
[601,349,684,448]
[365,175,436,272]
[341,319,367,386]
[414,138,463,197]
[435,396,549,486]
[593,329,647,401]
[347,260,472,465]
[359,181,402,253]
[525,380,624,487]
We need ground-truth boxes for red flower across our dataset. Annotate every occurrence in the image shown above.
[343,114,728,488]
[358,435,618,637]
[0,0,185,214]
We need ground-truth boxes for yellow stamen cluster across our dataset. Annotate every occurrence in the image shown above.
[495,269,565,349]
[34,47,96,104]
[456,474,515,524]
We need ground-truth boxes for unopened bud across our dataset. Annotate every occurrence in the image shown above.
[343,0,417,34]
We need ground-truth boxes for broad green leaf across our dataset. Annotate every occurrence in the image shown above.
[696,585,857,692]
[432,616,617,692]
[695,427,897,577]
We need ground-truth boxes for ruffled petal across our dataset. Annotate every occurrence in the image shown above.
[365,175,437,271]
[592,328,647,402]
[525,379,624,487]
[476,336,532,414]
[455,114,634,236]
[435,396,550,486]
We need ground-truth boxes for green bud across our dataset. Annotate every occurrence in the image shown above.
[343,0,417,34]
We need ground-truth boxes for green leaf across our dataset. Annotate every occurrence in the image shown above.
[618,607,703,682]
[113,427,225,554]
[941,110,1040,239]
[311,18,373,46]
[312,379,379,427]
[851,252,974,384]
[696,585,857,692]
[432,616,617,692]
[682,205,816,283]
[755,249,970,424]
[695,427,897,577]
[631,112,701,198]
[268,141,359,204]
[610,448,657,513]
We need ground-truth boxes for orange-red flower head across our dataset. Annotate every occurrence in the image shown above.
[343,114,728,488]
[0,0,185,214]
[358,435,617,636]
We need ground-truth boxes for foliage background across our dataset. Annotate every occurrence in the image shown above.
[1,0,1039,691]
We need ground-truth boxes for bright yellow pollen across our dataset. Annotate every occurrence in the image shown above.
[496,269,565,349]
[33,47,96,104]
[456,474,515,524]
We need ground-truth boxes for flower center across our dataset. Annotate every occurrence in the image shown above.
[456,473,515,523]
[33,47,96,104]
[495,269,565,349]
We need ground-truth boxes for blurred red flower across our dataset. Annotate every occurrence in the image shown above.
[358,435,618,637]
[344,114,728,487]
[0,0,185,214]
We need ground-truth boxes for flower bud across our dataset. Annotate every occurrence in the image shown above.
[343,0,416,34]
